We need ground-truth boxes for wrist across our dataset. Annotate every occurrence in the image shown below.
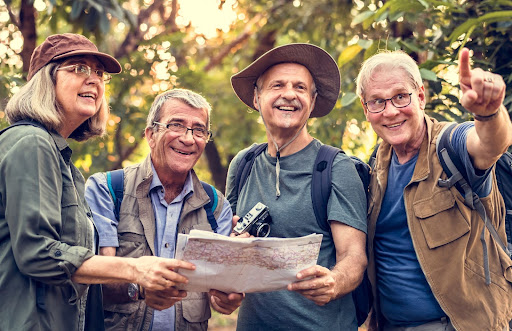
[473,108,500,122]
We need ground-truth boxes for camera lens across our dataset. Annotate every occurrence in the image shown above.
[252,222,270,237]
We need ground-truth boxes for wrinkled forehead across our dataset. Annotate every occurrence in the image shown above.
[259,62,314,85]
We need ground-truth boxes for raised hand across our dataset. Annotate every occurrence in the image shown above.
[459,47,505,116]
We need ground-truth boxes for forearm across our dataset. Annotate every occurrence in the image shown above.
[471,105,512,168]
[331,251,367,300]
[72,255,137,284]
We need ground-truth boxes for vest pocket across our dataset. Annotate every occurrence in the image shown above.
[182,292,211,323]
[117,233,147,257]
[413,190,470,249]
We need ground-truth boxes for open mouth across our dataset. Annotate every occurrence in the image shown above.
[386,121,405,129]
[78,93,96,100]
[276,105,297,111]
[172,147,193,156]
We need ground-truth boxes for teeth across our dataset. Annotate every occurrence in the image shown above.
[173,148,191,155]
[278,106,295,111]
[79,93,95,99]
[388,123,402,128]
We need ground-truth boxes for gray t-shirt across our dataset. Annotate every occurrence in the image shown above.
[226,139,367,331]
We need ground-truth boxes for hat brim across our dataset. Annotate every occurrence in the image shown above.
[231,43,341,118]
[54,50,122,74]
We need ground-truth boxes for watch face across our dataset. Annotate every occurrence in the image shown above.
[128,283,138,301]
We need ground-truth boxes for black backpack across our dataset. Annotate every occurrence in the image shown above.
[436,123,512,285]
[234,143,372,327]
[105,169,220,232]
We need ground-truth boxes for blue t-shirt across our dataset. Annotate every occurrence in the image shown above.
[374,122,493,326]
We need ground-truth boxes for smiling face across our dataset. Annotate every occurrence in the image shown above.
[253,63,316,136]
[145,98,208,184]
[55,55,105,138]
[363,67,426,154]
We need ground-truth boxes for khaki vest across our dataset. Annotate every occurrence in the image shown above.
[104,156,226,331]
[367,116,512,331]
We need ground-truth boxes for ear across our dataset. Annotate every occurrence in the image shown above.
[145,127,156,149]
[361,100,369,120]
[418,85,426,110]
[253,87,260,111]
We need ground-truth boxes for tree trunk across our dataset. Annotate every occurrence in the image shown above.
[204,141,228,193]
[19,0,36,77]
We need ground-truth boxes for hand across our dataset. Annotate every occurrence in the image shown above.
[209,289,245,314]
[459,47,505,115]
[287,265,336,306]
[131,256,195,291]
[144,287,188,311]
[230,215,251,238]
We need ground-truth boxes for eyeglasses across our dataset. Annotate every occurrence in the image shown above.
[364,93,413,113]
[57,64,112,83]
[153,121,212,141]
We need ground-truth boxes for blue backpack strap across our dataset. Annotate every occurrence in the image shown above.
[106,169,124,221]
[311,144,341,232]
[235,143,268,196]
[201,181,218,233]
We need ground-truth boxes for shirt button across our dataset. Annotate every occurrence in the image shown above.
[164,243,169,248]
[55,250,62,257]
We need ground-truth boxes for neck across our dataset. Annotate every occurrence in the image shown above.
[266,129,313,157]
[393,125,426,164]
[155,168,187,204]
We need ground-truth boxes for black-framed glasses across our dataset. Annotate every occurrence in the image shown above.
[364,93,413,113]
[57,64,112,83]
[153,121,212,141]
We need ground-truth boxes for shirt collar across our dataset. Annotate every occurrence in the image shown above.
[149,161,194,202]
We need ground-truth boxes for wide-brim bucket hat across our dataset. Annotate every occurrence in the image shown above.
[231,43,341,118]
[27,33,122,81]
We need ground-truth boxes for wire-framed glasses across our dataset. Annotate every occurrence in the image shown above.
[153,121,212,141]
[364,93,413,113]
[57,64,112,83]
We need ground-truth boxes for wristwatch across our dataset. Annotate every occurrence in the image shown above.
[127,283,139,301]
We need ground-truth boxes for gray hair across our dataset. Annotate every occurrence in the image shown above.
[146,88,212,130]
[356,50,423,101]
[5,61,109,141]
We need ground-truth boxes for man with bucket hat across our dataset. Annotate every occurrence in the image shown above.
[226,43,367,330]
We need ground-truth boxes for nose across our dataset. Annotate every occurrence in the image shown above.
[85,72,103,85]
[281,84,297,100]
[179,129,195,145]
[382,100,401,117]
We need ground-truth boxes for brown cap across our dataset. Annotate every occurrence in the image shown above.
[231,43,341,118]
[27,33,122,81]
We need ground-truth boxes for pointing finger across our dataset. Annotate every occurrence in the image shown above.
[459,48,472,88]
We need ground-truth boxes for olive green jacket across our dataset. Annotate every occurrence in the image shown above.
[367,116,512,331]
[0,124,96,331]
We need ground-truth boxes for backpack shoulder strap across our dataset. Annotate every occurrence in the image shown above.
[106,169,124,221]
[201,181,218,233]
[235,143,268,196]
[311,144,342,232]
[436,122,510,284]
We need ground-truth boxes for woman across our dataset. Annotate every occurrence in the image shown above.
[0,33,195,331]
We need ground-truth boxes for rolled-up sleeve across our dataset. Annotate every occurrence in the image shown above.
[85,173,120,247]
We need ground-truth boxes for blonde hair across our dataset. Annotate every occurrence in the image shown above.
[356,50,423,101]
[5,61,109,141]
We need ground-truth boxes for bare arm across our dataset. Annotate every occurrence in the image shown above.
[287,222,367,306]
[459,47,512,170]
[71,255,195,292]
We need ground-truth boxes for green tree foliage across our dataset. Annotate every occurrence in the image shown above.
[1,0,511,190]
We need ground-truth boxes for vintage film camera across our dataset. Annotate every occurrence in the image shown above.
[233,202,272,237]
